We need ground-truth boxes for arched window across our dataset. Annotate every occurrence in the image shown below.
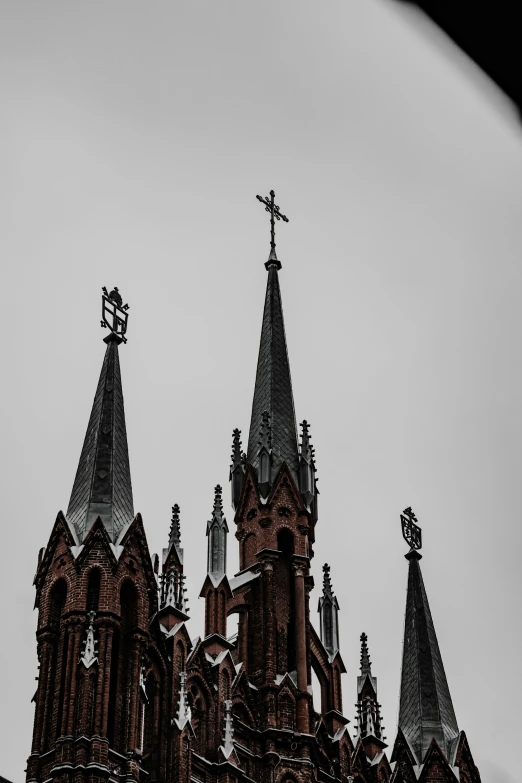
[107,581,138,750]
[48,579,67,630]
[275,529,296,673]
[277,528,294,556]
[86,569,101,612]
[120,580,138,631]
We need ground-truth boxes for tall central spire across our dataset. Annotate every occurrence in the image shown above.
[66,288,134,542]
[247,190,299,480]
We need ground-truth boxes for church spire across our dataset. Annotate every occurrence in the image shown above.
[398,507,459,764]
[206,485,228,582]
[247,190,299,480]
[355,633,386,749]
[318,563,340,657]
[66,287,133,543]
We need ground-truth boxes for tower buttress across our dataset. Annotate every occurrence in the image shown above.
[27,289,165,783]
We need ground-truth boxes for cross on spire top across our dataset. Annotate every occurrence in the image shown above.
[256,189,289,270]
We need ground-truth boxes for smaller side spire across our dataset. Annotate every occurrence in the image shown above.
[355,633,386,752]
[206,485,228,581]
[229,429,245,510]
[257,411,272,497]
[160,504,189,621]
[318,564,340,657]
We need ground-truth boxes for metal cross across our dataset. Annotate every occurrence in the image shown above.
[256,189,289,253]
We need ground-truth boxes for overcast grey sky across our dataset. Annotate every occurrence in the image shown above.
[1,2,521,781]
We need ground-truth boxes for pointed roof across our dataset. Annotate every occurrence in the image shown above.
[398,550,459,764]
[66,332,134,543]
[246,263,299,480]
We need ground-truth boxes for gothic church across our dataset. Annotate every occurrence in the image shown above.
[26,195,482,783]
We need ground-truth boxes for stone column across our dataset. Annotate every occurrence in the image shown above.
[61,618,82,736]
[260,556,277,683]
[293,560,309,733]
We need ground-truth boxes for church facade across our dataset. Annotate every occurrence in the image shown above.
[26,198,482,783]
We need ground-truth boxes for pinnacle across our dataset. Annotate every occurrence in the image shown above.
[231,429,242,463]
[360,632,372,675]
[213,485,223,514]
[169,504,181,548]
[322,563,334,597]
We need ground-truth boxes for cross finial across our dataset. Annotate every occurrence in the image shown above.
[256,189,289,270]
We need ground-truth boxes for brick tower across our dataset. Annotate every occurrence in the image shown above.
[27,195,483,783]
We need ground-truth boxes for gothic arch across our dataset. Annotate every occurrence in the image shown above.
[186,680,209,756]
[312,655,331,716]
[276,526,295,554]
[231,697,255,728]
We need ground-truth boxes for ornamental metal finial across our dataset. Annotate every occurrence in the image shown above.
[256,189,289,269]
[400,506,422,551]
[100,286,130,343]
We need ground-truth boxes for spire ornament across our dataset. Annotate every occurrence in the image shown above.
[169,504,181,550]
[360,632,372,676]
[318,563,340,657]
[101,286,130,343]
[256,189,289,270]
[400,506,422,552]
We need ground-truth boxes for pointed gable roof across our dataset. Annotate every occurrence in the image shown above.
[398,550,459,764]
[66,333,134,543]
[246,263,299,481]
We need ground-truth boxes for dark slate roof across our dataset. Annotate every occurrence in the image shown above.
[398,551,459,764]
[66,333,134,543]
[246,264,299,480]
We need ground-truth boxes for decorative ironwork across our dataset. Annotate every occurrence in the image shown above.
[101,286,130,343]
[256,189,289,254]
[400,506,422,551]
